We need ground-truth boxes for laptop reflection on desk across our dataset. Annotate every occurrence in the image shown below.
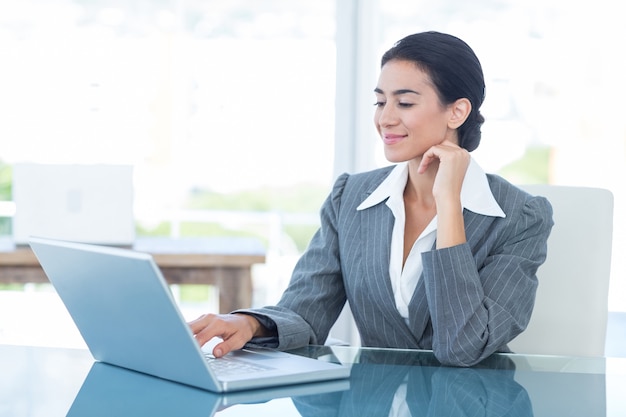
[68,361,350,417]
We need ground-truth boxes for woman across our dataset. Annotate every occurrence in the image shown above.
[190,31,553,366]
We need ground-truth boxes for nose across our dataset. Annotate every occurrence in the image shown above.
[376,103,397,128]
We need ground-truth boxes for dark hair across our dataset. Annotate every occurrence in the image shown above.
[381,31,485,152]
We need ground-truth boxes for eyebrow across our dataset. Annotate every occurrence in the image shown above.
[374,87,420,96]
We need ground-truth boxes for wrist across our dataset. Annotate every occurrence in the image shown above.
[235,313,267,338]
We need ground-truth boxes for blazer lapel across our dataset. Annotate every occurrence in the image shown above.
[359,201,396,312]
[358,200,418,343]
[408,278,431,342]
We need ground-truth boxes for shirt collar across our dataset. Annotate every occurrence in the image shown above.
[356,157,505,218]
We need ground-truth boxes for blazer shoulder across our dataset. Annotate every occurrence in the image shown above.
[324,165,396,218]
[332,165,395,198]
[486,174,554,222]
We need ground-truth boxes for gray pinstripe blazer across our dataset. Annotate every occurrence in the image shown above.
[245,166,554,366]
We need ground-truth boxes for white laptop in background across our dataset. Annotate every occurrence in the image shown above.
[12,163,134,246]
[29,237,351,393]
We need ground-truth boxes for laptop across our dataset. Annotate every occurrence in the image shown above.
[29,237,350,393]
[67,361,349,416]
[12,163,134,246]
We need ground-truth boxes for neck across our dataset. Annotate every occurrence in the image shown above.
[405,158,437,204]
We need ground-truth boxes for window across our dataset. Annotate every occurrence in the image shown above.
[0,0,336,306]
[1,2,335,241]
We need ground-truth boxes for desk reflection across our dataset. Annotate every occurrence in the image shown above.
[293,349,532,417]
[66,348,608,417]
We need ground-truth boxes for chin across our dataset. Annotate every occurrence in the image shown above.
[383,151,412,164]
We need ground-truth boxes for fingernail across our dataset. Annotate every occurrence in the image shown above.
[214,348,223,357]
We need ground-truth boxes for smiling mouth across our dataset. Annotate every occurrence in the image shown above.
[383,134,406,145]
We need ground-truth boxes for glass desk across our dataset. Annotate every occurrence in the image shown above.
[1,343,625,416]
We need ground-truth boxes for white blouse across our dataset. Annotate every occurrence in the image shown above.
[357,158,505,321]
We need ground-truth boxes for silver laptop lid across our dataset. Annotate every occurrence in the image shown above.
[29,237,219,391]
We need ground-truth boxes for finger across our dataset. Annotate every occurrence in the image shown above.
[188,313,214,334]
[418,149,439,174]
[189,314,224,346]
[212,336,247,358]
[189,314,242,348]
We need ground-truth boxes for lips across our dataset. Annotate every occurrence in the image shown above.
[382,134,406,145]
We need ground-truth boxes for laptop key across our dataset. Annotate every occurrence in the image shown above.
[205,354,273,376]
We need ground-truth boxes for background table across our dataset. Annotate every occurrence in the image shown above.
[0,236,265,313]
[1,343,625,417]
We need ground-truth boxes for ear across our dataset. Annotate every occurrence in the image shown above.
[448,98,472,129]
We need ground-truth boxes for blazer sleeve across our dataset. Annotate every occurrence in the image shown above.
[238,173,350,350]
[421,190,554,366]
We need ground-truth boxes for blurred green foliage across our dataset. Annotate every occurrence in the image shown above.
[497,146,551,185]
[179,284,215,303]
[138,182,328,252]
[0,162,10,199]
[0,161,12,235]
[185,183,328,212]
[0,283,25,291]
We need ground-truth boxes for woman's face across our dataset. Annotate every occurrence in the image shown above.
[374,59,458,163]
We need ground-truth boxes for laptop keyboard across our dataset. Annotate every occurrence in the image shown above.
[205,354,273,376]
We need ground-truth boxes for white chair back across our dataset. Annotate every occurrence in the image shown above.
[509,185,614,357]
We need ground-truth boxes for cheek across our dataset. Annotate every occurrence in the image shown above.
[409,113,446,136]
[373,111,382,132]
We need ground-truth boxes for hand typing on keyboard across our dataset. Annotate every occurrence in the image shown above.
[188,313,270,358]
